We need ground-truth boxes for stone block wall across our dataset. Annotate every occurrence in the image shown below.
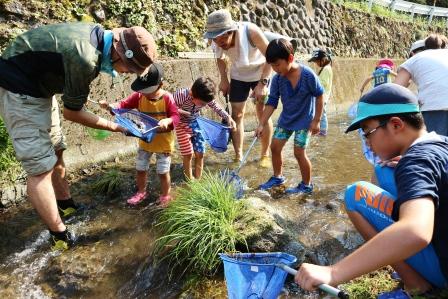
[239,0,448,57]
[1,0,447,57]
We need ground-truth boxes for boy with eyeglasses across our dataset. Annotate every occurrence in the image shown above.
[294,83,448,295]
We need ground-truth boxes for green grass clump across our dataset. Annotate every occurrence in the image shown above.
[153,171,247,276]
[90,168,124,195]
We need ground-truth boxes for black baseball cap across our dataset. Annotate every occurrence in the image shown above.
[308,49,327,62]
[131,63,164,92]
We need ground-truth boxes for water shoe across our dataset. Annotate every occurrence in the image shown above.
[127,191,147,205]
[50,229,75,251]
[258,176,286,190]
[285,181,313,194]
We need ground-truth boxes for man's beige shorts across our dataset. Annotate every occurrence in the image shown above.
[0,87,67,176]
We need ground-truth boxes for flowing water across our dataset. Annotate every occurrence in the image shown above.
[0,113,373,298]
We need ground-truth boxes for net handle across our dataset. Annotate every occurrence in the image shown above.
[234,136,258,175]
[276,264,349,299]
[142,125,160,135]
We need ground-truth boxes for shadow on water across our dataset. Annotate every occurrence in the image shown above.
[0,114,372,298]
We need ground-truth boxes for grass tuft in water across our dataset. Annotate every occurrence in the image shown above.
[153,170,247,276]
[341,267,399,299]
[90,168,124,195]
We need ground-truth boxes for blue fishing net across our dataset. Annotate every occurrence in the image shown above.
[219,252,297,299]
[196,116,230,153]
[112,108,159,143]
[219,169,245,200]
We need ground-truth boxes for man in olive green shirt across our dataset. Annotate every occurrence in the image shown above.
[0,22,157,250]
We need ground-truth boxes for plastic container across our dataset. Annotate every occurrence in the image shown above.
[87,128,111,141]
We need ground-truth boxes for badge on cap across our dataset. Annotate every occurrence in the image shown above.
[125,49,134,59]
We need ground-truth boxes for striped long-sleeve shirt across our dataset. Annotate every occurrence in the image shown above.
[173,88,230,124]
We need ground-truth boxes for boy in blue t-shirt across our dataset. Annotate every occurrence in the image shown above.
[295,84,448,295]
[255,38,324,194]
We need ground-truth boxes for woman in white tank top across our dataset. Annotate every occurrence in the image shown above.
[204,9,273,165]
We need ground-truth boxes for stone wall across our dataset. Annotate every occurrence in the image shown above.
[240,0,448,58]
[1,0,447,57]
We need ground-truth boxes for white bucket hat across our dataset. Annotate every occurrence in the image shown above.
[203,9,238,39]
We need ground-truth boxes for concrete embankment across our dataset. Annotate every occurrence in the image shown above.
[63,57,404,167]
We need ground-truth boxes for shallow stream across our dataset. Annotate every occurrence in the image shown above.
[0,114,373,298]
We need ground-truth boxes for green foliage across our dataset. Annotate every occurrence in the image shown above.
[153,171,247,276]
[411,0,448,7]
[104,0,151,27]
[0,118,21,184]
[90,167,124,194]
[1,0,237,56]
[0,25,26,53]
[332,0,448,28]
[102,0,234,56]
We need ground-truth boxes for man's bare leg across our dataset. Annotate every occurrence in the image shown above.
[230,101,246,161]
[28,170,66,232]
[52,149,71,200]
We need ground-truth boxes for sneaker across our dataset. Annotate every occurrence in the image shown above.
[127,191,147,205]
[286,181,313,194]
[258,176,286,190]
[259,156,271,168]
[50,230,75,251]
[391,271,401,281]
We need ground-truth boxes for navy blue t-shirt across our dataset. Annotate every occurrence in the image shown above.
[392,133,448,279]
